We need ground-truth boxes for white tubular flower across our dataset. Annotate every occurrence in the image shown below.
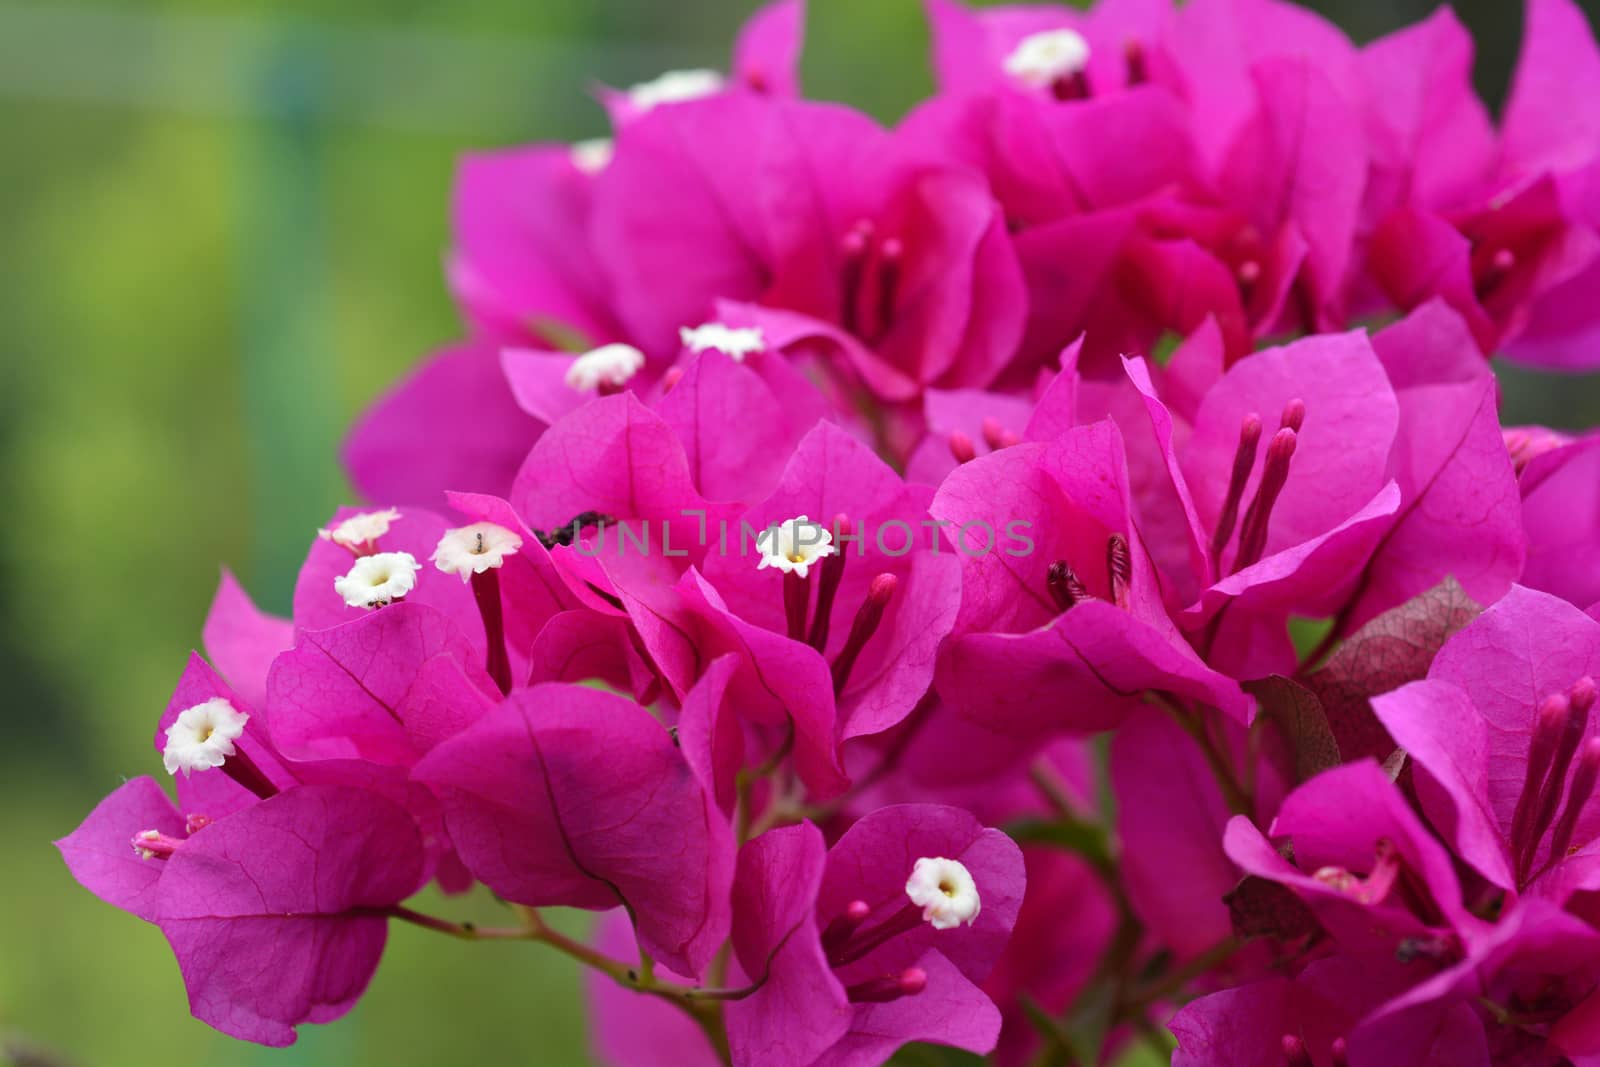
[1002,28,1091,88]
[334,551,421,608]
[162,698,250,778]
[570,137,615,174]
[626,68,726,112]
[755,515,835,579]
[905,856,981,930]
[565,343,646,392]
[432,522,523,582]
[317,507,401,551]
[679,322,766,362]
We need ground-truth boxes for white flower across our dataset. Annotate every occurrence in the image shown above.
[626,68,726,112]
[570,137,614,174]
[1002,28,1091,88]
[755,515,835,579]
[318,507,401,551]
[905,856,981,930]
[679,322,766,362]
[565,343,646,392]
[432,522,523,582]
[334,551,421,608]
[162,698,250,777]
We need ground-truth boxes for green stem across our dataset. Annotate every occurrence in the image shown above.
[1296,608,1348,675]
[1029,759,1080,819]
[1119,936,1241,1016]
[389,906,757,1004]
[1154,693,1252,816]
[736,726,795,844]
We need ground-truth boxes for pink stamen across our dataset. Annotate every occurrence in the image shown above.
[1051,70,1091,100]
[832,574,897,695]
[1550,737,1600,862]
[130,830,184,860]
[1233,427,1297,571]
[828,901,924,967]
[1124,39,1148,85]
[1476,246,1518,300]
[1211,412,1263,559]
[980,418,1005,451]
[1313,840,1399,905]
[221,745,279,802]
[784,570,810,643]
[840,222,873,336]
[1281,1035,1312,1067]
[1527,679,1596,875]
[949,431,978,465]
[660,366,685,392]
[875,237,904,340]
[819,899,872,956]
[807,514,851,651]
[1279,397,1306,435]
[472,568,514,696]
[1511,692,1570,875]
[845,967,928,1004]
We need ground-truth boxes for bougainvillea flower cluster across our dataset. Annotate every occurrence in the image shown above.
[61,0,1600,1063]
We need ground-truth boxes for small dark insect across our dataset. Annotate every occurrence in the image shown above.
[534,511,613,549]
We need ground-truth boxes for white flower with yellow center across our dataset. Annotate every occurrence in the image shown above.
[334,551,421,608]
[905,856,981,930]
[679,322,766,362]
[162,698,250,777]
[317,507,401,551]
[432,522,523,581]
[626,68,726,112]
[570,137,614,175]
[1002,28,1091,88]
[565,343,646,392]
[755,515,835,579]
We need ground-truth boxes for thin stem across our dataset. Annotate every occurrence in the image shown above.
[1020,992,1085,1067]
[1153,693,1251,816]
[389,906,756,1003]
[388,906,535,941]
[1029,759,1079,819]
[1119,936,1241,1015]
[735,726,795,844]
[764,691,941,835]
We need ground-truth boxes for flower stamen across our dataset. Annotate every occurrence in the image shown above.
[831,573,896,695]
[318,508,401,556]
[679,322,766,361]
[565,343,645,394]
[334,551,421,609]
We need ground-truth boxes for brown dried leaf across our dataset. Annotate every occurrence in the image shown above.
[1248,675,1340,783]
[1307,577,1481,763]
[1224,875,1320,942]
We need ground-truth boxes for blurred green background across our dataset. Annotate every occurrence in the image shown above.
[2,1,1595,1065]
